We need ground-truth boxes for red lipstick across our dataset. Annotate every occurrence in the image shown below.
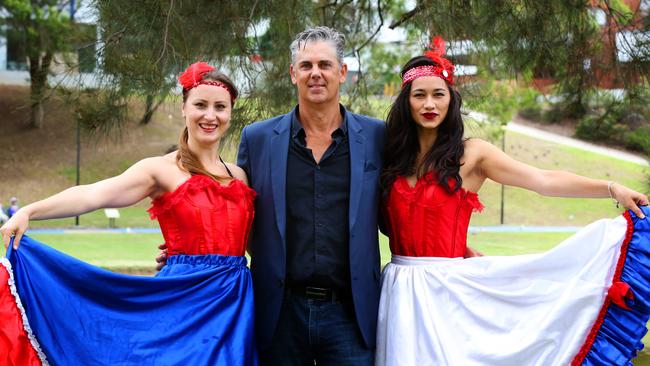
[422,112,438,120]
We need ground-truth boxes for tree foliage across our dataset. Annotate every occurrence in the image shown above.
[76,0,391,136]
[391,0,650,117]
[24,0,649,149]
[0,0,75,128]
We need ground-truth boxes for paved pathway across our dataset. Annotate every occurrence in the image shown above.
[507,122,649,166]
[467,111,649,166]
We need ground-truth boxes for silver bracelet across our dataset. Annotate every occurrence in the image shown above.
[607,181,620,208]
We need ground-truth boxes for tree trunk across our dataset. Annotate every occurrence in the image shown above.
[139,94,163,125]
[28,52,53,129]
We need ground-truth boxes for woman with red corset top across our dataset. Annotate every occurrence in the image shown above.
[0,62,258,365]
[376,38,649,366]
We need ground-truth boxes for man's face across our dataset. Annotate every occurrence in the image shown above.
[290,40,347,105]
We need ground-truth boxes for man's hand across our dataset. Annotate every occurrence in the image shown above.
[156,243,168,271]
[464,246,484,258]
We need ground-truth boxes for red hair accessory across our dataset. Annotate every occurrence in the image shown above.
[402,36,455,87]
[179,62,236,102]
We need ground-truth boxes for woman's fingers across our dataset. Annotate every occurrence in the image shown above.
[613,184,647,219]
[1,225,21,250]
[1,227,11,250]
[628,203,646,219]
[12,232,23,250]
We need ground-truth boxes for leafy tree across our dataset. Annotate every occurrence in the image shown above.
[0,0,74,128]
[70,0,650,142]
[77,0,392,134]
[90,0,259,127]
[385,1,649,119]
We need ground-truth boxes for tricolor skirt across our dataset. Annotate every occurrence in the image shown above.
[0,236,258,366]
[377,209,650,366]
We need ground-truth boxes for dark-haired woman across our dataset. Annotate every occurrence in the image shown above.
[376,38,650,366]
[0,62,258,365]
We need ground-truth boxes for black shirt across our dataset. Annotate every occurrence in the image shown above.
[285,106,351,292]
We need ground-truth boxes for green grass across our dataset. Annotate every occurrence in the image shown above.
[20,128,648,230]
[2,233,163,271]
[2,231,574,272]
[3,231,650,363]
[466,131,647,227]
[30,204,159,229]
[378,231,573,268]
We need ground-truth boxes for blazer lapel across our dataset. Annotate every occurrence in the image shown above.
[270,112,292,244]
[347,112,366,231]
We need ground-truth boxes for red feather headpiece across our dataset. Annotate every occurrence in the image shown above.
[178,62,236,102]
[402,36,455,87]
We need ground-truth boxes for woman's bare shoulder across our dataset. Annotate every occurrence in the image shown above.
[225,163,249,185]
[464,137,494,149]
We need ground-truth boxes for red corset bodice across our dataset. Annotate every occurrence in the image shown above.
[384,173,483,258]
[148,175,256,256]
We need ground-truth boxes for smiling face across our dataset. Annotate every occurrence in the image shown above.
[290,40,347,106]
[181,84,232,146]
[409,76,451,133]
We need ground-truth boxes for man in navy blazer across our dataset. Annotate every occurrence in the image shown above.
[238,26,384,365]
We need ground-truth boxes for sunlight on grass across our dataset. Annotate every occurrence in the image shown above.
[3,230,650,363]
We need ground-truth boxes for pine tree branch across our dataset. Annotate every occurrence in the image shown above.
[154,0,175,65]
[389,3,425,29]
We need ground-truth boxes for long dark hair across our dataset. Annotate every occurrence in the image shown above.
[178,70,238,183]
[380,55,465,197]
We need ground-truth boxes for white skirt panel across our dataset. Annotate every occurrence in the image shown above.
[376,216,629,366]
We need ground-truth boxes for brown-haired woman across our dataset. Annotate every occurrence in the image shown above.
[0,62,258,365]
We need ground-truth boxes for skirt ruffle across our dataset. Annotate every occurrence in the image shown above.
[574,209,650,365]
[0,235,258,366]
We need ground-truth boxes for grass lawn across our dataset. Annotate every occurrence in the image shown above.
[21,128,647,230]
[3,231,574,270]
[3,231,650,363]
[379,231,574,267]
[9,233,164,272]
[30,204,159,229]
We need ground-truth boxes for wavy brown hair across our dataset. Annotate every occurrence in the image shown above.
[380,55,465,197]
[178,70,238,183]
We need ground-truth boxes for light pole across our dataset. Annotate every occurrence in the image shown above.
[500,124,506,225]
[71,0,81,227]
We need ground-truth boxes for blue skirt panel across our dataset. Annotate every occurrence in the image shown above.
[6,236,258,366]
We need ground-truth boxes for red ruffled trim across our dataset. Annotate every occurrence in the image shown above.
[465,192,484,213]
[394,173,483,212]
[147,175,256,219]
[0,262,44,365]
[570,211,634,366]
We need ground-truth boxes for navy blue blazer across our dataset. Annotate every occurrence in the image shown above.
[237,107,385,350]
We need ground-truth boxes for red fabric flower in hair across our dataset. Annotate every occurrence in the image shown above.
[178,62,216,90]
[402,36,455,86]
[424,36,454,77]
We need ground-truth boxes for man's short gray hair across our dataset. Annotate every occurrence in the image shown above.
[290,26,346,64]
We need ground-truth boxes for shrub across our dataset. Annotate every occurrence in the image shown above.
[518,106,542,120]
[575,110,628,142]
[542,106,568,123]
[624,126,650,154]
